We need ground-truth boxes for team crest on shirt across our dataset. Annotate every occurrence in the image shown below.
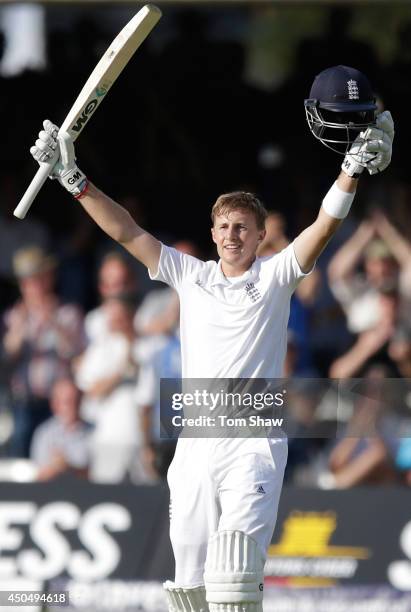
[245,282,261,303]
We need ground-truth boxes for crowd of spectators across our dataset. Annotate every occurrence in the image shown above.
[0,5,411,488]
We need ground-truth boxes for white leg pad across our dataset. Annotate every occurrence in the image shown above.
[164,581,209,612]
[204,531,264,612]
[207,606,262,612]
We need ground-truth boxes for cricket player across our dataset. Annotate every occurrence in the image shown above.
[30,66,393,611]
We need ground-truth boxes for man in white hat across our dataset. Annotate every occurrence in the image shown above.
[3,245,85,456]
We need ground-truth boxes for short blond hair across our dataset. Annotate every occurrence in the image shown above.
[211,191,267,230]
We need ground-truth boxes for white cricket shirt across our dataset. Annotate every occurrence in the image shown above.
[150,243,309,378]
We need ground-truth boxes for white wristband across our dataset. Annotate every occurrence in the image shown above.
[322,181,355,219]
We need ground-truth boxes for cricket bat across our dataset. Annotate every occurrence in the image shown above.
[14,3,161,219]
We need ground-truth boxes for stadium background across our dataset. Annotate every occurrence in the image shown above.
[0,1,411,610]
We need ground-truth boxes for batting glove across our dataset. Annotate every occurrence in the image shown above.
[362,110,394,175]
[30,120,88,198]
[341,132,376,178]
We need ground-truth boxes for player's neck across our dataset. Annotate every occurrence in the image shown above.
[221,258,255,278]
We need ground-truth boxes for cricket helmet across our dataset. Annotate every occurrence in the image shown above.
[304,65,377,155]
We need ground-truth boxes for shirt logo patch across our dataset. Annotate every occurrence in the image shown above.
[245,282,261,303]
[257,485,266,494]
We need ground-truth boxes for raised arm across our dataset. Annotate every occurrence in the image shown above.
[294,173,357,273]
[30,120,161,275]
[294,110,394,274]
[77,183,161,274]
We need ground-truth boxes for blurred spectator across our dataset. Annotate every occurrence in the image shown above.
[136,290,180,338]
[325,366,401,488]
[30,377,90,481]
[388,325,411,378]
[327,420,395,488]
[327,211,411,334]
[329,287,401,378]
[283,378,336,485]
[0,175,50,312]
[85,251,137,341]
[0,214,49,301]
[75,293,144,483]
[134,285,178,341]
[136,332,181,480]
[3,246,85,457]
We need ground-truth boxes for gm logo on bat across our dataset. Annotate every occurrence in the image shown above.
[71,84,110,134]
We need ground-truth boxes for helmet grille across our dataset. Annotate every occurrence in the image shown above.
[305,101,376,155]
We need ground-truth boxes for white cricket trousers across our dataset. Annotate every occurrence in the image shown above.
[167,436,288,587]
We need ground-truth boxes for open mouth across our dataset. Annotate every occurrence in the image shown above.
[224,245,241,251]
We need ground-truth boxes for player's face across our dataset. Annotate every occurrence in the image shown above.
[211,209,265,276]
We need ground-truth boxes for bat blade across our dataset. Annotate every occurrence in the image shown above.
[14,4,161,220]
[61,4,161,140]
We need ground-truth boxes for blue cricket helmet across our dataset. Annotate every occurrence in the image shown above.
[304,65,377,154]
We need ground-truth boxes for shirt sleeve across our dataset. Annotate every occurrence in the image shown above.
[149,244,205,291]
[267,242,314,292]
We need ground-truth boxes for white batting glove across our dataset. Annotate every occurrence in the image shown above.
[341,132,376,178]
[30,120,88,198]
[362,110,394,175]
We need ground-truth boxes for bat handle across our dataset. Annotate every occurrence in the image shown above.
[14,163,53,219]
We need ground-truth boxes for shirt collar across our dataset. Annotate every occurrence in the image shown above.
[210,257,261,287]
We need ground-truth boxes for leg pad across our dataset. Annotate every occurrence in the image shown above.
[204,531,264,611]
[164,581,209,612]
